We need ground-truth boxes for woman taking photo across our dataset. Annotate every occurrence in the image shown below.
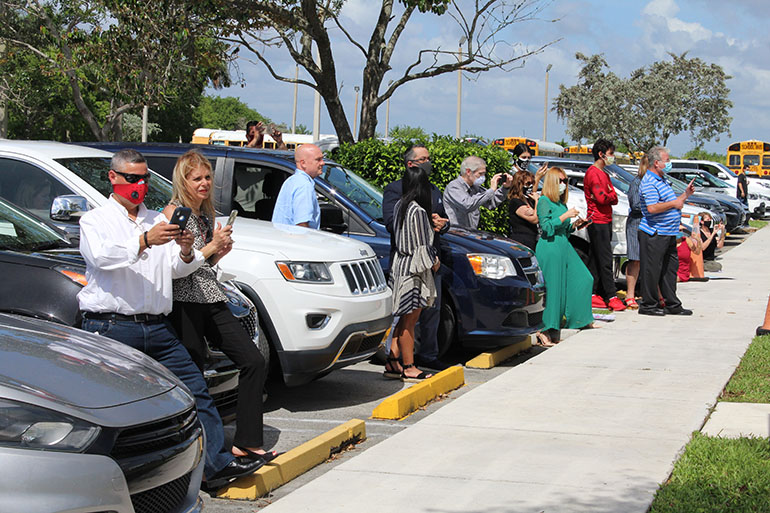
[535,167,594,343]
[386,166,440,382]
[165,150,277,462]
[624,156,647,309]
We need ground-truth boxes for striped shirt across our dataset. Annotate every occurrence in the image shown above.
[639,171,680,236]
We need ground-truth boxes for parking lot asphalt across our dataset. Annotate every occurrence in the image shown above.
[203,227,756,512]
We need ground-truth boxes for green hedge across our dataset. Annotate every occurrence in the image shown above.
[333,136,514,234]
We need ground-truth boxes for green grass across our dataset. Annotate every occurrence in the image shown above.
[649,432,770,513]
[749,219,768,229]
[720,335,770,403]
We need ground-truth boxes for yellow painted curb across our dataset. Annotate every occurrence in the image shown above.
[217,418,366,500]
[465,336,533,369]
[371,366,465,420]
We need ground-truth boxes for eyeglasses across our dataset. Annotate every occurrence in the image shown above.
[558,178,568,184]
[409,157,431,164]
[112,169,150,184]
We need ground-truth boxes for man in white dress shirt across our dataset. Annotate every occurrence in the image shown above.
[78,149,263,491]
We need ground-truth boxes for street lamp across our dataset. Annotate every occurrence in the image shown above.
[542,64,552,142]
[353,86,360,140]
[456,36,467,139]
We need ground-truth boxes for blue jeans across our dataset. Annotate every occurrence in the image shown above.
[82,318,234,477]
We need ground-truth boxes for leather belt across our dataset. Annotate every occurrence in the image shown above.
[82,311,166,323]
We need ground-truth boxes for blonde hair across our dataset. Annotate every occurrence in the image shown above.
[637,155,648,178]
[542,167,568,203]
[170,150,216,221]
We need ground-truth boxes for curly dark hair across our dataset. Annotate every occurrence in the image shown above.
[507,170,535,201]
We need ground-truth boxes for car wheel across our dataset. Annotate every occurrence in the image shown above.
[437,297,457,359]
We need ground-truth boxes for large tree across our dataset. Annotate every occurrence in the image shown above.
[0,0,232,141]
[219,0,556,143]
[554,52,732,152]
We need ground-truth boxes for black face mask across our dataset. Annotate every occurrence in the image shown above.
[524,185,533,195]
[516,158,530,170]
[704,220,713,229]
[411,161,433,176]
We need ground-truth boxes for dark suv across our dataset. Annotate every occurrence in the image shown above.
[86,143,545,357]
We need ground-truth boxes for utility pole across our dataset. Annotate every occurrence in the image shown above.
[543,64,552,141]
[456,37,466,139]
[312,46,321,141]
[353,86,360,141]
[291,65,298,134]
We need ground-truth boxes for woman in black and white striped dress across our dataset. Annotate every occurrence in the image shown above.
[388,166,441,381]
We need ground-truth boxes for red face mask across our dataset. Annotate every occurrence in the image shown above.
[113,181,148,205]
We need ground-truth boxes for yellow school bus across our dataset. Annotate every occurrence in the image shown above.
[190,128,315,150]
[491,137,564,158]
[727,140,770,177]
[563,144,633,164]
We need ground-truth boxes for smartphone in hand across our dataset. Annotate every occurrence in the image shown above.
[226,210,238,227]
[169,206,191,230]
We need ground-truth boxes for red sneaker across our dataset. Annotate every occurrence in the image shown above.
[591,295,608,308]
[608,296,627,311]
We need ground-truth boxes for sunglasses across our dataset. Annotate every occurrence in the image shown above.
[112,169,151,184]
[558,177,568,184]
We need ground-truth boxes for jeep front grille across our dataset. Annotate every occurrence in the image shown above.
[340,258,387,295]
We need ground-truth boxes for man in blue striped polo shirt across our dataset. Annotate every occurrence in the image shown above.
[638,146,696,316]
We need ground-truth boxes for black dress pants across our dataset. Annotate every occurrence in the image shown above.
[638,231,682,311]
[587,222,616,301]
[170,301,266,448]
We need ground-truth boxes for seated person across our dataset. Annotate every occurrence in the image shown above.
[698,212,725,272]
[15,179,52,212]
[677,225,708,282]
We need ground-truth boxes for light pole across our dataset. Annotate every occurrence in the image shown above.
[353,86,360,140]
[312,45,321,141]
[543,64,552,141]
[385,80,393,137]
[291,65,298,134]
[456,36,466,139]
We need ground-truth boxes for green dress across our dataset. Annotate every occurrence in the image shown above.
[535,196,593,331]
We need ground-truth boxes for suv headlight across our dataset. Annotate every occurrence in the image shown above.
[276,261,333,283]
[466,254,517,279]
[0,399,100,452]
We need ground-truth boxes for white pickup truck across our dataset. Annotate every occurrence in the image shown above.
[0,140,392,386]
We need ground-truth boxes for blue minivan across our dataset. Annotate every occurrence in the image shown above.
[85,143,545,357]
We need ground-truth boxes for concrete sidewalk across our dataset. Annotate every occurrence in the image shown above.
[261,228,769,513]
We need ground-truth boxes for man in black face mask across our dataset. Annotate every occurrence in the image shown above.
[383,144,451,371]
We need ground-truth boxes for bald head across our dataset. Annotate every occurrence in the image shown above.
[295,144,325,178]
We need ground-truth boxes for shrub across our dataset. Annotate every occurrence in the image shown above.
[333,136,514,234]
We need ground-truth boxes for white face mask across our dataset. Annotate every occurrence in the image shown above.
[473,175,486,186]
[558,183,567,195]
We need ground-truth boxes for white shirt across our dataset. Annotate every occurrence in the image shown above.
[77,196,204,315]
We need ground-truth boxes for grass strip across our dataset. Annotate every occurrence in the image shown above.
[649,432,770,513]
[720,335,770,403]
[749,219,768,229]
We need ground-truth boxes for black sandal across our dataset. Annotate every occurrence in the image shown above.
[383,356,402,379]
[401,363,432,382]
[234,446,283,463]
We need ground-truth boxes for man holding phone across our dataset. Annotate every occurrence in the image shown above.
[637,146,696,316]
[78,149,264,491]
[584,138,625,311]
[443,155,511,230]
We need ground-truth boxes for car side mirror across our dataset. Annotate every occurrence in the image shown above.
[320,203,347,234]
[50,195,89,222]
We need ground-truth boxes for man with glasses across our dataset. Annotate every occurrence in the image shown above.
[78,149,264,492]
[383,144,451,371]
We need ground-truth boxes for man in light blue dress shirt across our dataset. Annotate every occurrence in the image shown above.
[272,144,324,229]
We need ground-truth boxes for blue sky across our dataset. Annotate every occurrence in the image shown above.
[209,0,769,156]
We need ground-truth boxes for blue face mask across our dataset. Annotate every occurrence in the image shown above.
[662,161,672,173]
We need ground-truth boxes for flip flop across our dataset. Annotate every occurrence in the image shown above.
[534,332,555,347]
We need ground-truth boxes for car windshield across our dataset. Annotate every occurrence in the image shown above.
[0,198,70,251]
[322,164,384,221]
[55,157,173,211]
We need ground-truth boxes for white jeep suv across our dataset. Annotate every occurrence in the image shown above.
[0,140,392,386]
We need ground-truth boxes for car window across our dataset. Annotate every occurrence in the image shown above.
[321,164,383,221]
[55,157,172,212]
[232,161,291,220]
[0,157,76,220]
[0,197,69,251]
[143,155,217,182]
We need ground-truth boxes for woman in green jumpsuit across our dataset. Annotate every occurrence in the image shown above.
[535,167,594,342]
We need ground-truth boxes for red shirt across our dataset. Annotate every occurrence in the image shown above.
[677,240,691,282]
[584,164,618,224]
